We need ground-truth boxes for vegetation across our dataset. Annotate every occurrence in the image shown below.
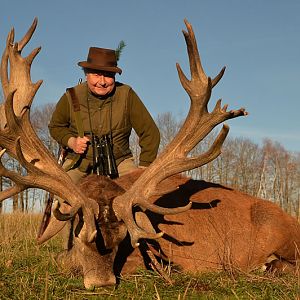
[0,213,299,299]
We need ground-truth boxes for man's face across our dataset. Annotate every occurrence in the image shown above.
[86,69,115,97]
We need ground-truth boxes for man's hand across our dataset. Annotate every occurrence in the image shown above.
[67,136,90,154]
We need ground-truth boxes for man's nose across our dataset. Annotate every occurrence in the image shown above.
[97,75,105,85]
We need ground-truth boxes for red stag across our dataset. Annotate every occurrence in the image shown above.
[1,19,299,289]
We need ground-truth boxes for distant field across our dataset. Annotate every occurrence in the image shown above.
[0,212,299,299]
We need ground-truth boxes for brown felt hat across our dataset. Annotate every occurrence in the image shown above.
[78,47,122,74]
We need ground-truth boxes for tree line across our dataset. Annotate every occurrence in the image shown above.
[1,104,299,219]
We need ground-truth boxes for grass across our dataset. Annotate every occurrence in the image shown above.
[0,213,300,299]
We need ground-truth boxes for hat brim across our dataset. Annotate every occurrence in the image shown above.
[78,61,122,74]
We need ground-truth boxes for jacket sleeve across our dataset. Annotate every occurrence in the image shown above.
[128,89,160,166]
[48,94,75,148]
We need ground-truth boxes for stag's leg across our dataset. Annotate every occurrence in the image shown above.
[269,244,300,274]
[265,258,298,274]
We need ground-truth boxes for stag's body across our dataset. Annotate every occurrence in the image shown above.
[58,171,300,288]
[137,175,300,273]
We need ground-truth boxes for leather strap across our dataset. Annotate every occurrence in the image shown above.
[65,87,84,171]
[66,87,84,137]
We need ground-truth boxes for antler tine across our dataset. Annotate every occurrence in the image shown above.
[212,66,226,88]
[0,18,42,131]
[182,18,206,83]
[112,20,247,248]
[17,17,38,51]
[0,31,12,110]
[0,19,98,243]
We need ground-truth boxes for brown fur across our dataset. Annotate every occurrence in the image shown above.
[60,171,300,287]
[139,176,300,273]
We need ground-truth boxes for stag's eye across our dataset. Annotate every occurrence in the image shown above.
[98,204,119,226]
[102,205,110,222]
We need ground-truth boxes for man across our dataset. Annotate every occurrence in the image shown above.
[49,47,160,182]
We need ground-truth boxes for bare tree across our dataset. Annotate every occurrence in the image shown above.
[242,139,300,216]
[156,112,181,152]
[129,130,140,166]
[31,103,58,156]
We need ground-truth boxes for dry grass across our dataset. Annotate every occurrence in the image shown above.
[0,212,299,299]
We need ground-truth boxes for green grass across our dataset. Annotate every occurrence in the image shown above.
[0,213,299,299]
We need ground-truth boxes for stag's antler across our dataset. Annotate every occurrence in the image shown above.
[112,19,247,247]
[0,18,97,243]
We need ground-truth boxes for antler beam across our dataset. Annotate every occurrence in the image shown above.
[112,19,247,247]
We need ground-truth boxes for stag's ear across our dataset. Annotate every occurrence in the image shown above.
[134,211,157,234]
[37,202,75,244]
[37,216,67,244]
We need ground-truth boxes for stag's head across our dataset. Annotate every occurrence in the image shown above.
[0,18,247,288]
[55,175,129,287]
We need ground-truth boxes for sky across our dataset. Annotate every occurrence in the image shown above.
[0,0,299,152]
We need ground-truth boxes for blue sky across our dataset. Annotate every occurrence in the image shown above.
[0,0,299,152]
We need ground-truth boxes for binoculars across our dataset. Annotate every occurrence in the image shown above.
[92,134,119,179]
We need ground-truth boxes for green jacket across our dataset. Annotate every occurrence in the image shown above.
[48,81,160,171]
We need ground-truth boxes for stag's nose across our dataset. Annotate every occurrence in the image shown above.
[84,274,116,289]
